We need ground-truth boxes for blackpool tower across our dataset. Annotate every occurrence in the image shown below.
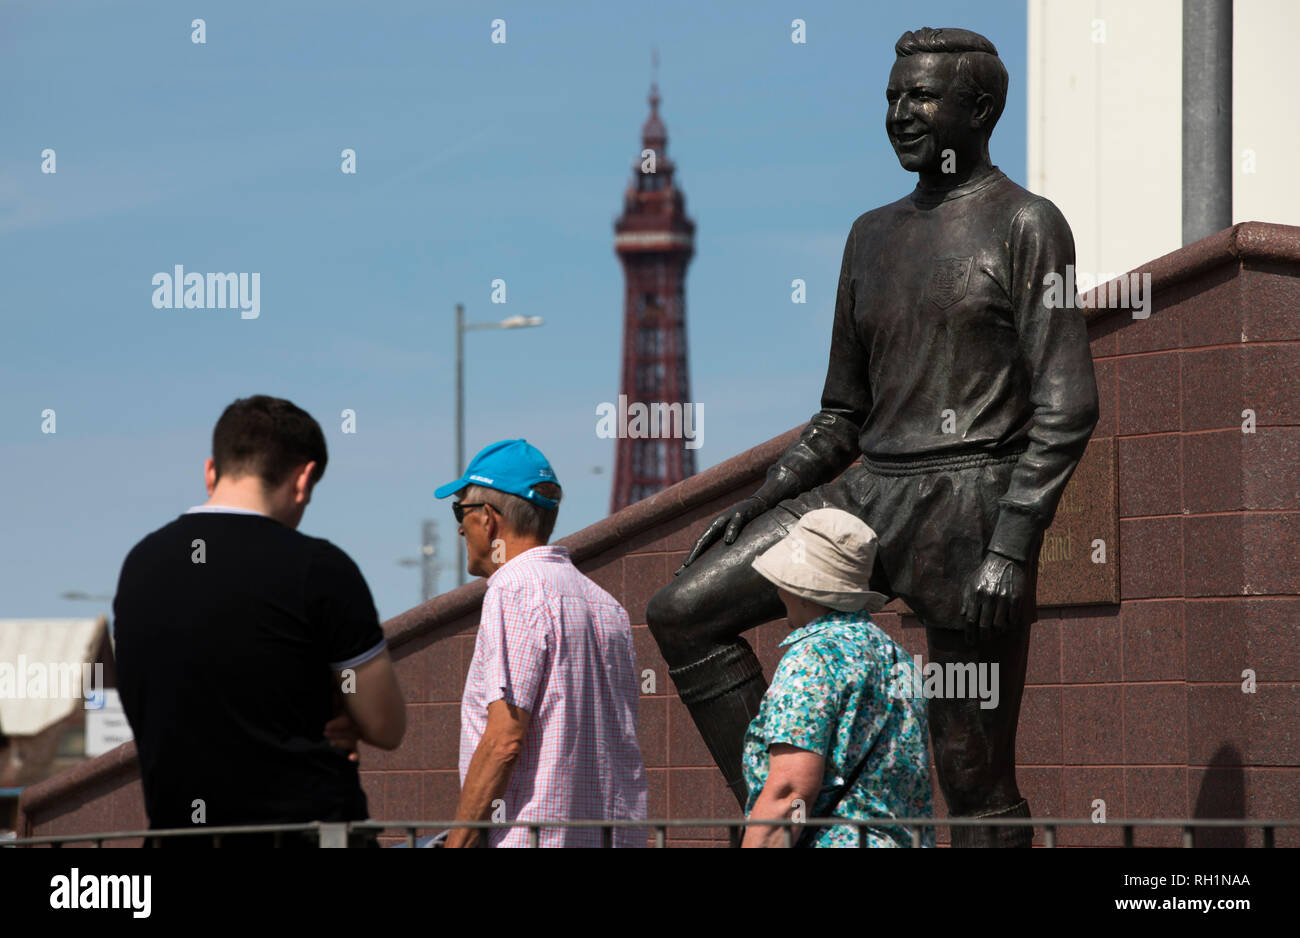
[610,81,697,512]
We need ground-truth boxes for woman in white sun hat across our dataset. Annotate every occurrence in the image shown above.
[740,508,934,848]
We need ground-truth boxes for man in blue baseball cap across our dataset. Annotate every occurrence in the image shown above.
[435,438,561,514]
[436,439,647,847]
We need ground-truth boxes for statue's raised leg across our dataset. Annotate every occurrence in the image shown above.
[646,506,796,807]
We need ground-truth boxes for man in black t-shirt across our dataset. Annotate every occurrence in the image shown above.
[113,395,406,843]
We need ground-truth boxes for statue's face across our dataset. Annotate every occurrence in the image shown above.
[886,53,975,174]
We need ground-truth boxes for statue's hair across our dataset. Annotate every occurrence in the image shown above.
[894,27,1008,134]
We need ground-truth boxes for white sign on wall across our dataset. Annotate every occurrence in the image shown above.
[85,688,133,757]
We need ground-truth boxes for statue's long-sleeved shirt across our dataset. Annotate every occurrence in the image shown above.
[819,168,1099,563]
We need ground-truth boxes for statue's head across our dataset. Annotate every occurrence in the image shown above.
[886,27,1008,176]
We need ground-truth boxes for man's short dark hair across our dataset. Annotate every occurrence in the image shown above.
[895,27,1008,134]
[462,481,563,543]
[212,395,328,489]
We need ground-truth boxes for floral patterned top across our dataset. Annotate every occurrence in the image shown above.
[743,611,935,847]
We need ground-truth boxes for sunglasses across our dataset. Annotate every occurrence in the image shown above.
[452,501,497,524]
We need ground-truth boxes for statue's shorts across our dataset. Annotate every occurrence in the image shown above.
[770,447,1041,630]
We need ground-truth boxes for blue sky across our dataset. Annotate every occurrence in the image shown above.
[0,0,1027,620]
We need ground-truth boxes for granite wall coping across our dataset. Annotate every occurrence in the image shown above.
[1081,221,1300,325]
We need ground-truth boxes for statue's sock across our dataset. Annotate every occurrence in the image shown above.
[950,797,1033,848]
[668,639,768,809]
[993,798,1034,848]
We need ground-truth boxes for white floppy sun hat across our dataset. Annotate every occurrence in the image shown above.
[751,508,890,613]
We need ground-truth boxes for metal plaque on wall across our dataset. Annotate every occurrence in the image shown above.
[1036,436,1120,607]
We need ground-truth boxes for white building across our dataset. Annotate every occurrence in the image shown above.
[1027,0,1300,277]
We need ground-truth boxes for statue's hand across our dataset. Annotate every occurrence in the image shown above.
[960,551,1028,643]
[677,497,768,574]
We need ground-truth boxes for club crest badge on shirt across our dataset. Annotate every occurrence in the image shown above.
[927,256,973,309]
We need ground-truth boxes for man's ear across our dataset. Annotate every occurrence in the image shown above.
[294,461,318,505]
[204,457,218,496]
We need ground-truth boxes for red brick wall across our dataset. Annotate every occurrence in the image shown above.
[19,223,1299,847]
[1045,238,1299,847]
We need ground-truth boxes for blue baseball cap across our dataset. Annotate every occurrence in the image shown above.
[435,439,560,509]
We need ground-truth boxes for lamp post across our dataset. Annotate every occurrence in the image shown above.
[454,304,544,585]
[397,520,441,603]
[1182,0,1232,245]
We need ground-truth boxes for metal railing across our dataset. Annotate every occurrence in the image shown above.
[5,816,1297,848]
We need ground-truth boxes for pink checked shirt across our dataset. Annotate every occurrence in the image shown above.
[459,545,647,847]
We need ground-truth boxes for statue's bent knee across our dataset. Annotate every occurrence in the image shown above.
[644,582,673,636]
[646,581,693,662]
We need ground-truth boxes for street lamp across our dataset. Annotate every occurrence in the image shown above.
[455,303,545,586]
[397,520,441,603]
